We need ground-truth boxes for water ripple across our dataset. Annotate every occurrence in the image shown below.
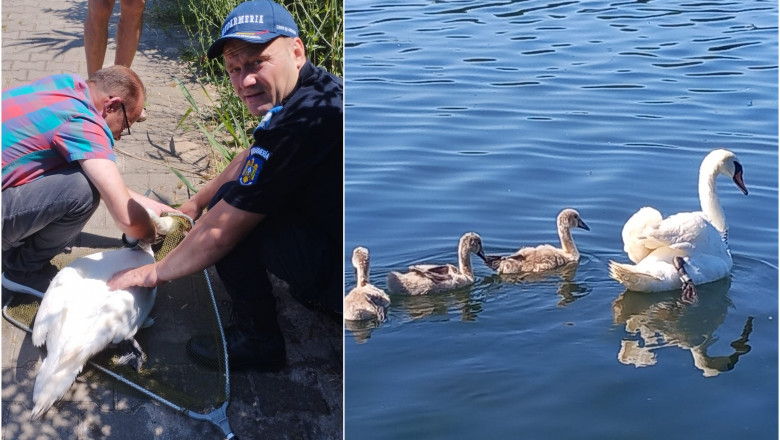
[709,41,762,51]
[346,1,777,434]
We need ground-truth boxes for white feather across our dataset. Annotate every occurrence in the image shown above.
[29,209,175,420]
[609,149,747,292]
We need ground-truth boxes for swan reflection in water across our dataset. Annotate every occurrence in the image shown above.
[612,276,753,377]
[345,285,482,344]
[345,317,384,344]
[486,261,590,307]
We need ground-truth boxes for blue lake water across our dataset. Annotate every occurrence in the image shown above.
[344,1,778,439]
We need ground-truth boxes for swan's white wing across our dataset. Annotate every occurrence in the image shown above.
[69,247,155,283]
[646,212,710,246]
[682,252,733,285]
[643,212,728,258]
[622,207,664,263]
[56,278,120,357]
[33,247,155,352]
[31,267,79,347]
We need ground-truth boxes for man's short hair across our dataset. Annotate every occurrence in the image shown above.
[87,65,146,114]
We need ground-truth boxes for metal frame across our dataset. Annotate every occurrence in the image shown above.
[2,213,238,439]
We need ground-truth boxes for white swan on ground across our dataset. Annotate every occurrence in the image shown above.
[30,210,176,420]
[386,232,486,295]
[344,246,391,321]
[484,208,589,274]
[608,149,748,302]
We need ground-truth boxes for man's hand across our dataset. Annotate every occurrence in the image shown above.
[127,189,183,217]
[108,263,162,291]
[179,199,204,222]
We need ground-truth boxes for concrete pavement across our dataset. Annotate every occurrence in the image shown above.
[1,0,343,438]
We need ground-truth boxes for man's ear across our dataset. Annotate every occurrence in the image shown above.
[103,95,122,115]
[292,37,306,69]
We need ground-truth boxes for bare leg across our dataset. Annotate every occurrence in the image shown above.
[84,0,116,77]
[115,0,146,68]
[673,256,698,305]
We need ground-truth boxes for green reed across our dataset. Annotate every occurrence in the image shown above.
[172,0,343,187]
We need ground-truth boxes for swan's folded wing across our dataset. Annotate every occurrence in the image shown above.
[408,263,445,273]
[645,212,710,248]
[31,267,74,347]
[506,249,529,261]
[410,264,458,283]
[622,207,664,261]
[365,287,391,308]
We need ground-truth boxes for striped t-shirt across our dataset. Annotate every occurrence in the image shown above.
[2,74,115,190]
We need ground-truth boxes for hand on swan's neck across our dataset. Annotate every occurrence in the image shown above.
[558,225,580,259]
[699,167,728,237]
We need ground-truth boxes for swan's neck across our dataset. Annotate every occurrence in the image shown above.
[699,166,728,237]
[355,264,369,287]
[458,247,475,278]
[558,225,579,259]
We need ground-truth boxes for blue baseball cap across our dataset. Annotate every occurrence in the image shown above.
[207,0,299,59]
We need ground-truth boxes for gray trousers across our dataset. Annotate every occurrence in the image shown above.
[2,167,100,272]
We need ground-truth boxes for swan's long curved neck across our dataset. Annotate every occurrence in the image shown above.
[699,166,728,237]
[558,225,580,259]
[458,247,475,278]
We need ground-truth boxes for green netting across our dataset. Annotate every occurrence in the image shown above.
[3,213,230,416]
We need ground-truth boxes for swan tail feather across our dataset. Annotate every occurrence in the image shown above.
[30,354,85,420]
[608,261,662,292]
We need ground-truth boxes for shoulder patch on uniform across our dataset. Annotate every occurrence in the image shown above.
[238,146,271,186]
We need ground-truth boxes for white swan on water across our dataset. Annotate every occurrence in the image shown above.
[608,148,748,302]
[30,210,176,420]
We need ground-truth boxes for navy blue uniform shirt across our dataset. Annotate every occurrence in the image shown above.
[222,61,343,252]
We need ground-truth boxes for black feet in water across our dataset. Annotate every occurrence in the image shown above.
[673,256,698,305]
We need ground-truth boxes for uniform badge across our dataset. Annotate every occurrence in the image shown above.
[238,146,271,186]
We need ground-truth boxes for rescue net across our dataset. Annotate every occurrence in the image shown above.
[2,213,234,437]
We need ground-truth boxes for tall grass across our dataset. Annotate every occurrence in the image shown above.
[174,0,343,184]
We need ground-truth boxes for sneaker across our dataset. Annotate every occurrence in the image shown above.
[186,323,286,372]
[136,108,147,123]
[1,263,59,298]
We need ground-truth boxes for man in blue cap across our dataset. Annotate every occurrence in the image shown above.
[108,0,343,371]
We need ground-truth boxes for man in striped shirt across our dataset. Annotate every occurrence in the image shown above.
[2,65,174,296]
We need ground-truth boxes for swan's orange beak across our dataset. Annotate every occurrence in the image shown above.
[733,162,748,195]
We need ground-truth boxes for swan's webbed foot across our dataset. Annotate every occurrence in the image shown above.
[673,256,698,305]
[115,338,146,371]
